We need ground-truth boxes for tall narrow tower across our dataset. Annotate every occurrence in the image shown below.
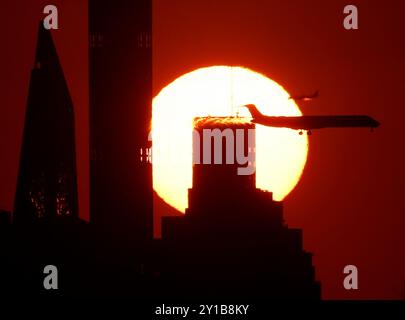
[13,24,78,223]
[89,0,153,240]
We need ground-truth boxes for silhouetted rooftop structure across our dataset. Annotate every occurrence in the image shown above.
[192,117,256,193]
[158,117,321,299]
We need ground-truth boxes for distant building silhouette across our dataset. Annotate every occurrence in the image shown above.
[89,0,153,240]
[13,24,78,223]
[158,117,321,299]
[0,210,11,226]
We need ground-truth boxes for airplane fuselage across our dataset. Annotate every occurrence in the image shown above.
[251,115,380,130]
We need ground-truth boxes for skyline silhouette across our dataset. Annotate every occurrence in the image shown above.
[0,11,320,300]
[0,0,404,301]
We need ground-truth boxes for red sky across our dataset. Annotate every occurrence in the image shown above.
[0,0,89,222]
[1,0,405,299]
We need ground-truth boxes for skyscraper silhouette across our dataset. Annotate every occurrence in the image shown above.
[158,118,321,299]
[89,0,153,240]
[13,24,78,223]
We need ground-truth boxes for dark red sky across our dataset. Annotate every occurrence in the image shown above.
[1,0,405,299]
[0,0,89,221]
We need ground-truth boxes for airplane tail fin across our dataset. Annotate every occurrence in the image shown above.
[244,104,262,119]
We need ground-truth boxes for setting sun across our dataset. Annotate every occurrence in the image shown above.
[152,66,308,213]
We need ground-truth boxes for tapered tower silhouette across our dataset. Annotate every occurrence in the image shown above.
[159,117,321,299]
[89,0,153,240]
[13,24,78,223]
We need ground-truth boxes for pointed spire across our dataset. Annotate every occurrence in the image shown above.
[13,21,78,223]
[34,22,61,70]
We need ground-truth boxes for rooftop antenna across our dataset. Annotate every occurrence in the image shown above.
[230,66,235,116]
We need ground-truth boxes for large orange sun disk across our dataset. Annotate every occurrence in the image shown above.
[152,66,308,213]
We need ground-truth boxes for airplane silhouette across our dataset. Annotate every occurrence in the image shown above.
[244,104,380,134]
[289,90,319,101]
